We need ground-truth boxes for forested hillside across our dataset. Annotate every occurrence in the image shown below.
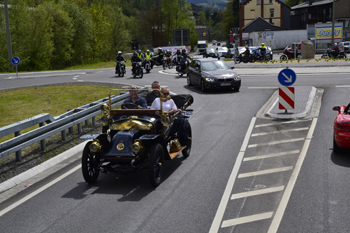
[0,0,238,72]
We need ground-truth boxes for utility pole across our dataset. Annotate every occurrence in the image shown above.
[331,0,335,45]
[4,0,13,71]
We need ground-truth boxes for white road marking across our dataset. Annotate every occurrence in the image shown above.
[231,186,285,200]
[238,166,293,178]
[247,87,278,89]
[243,150,300,161]
[251,127,309,137]
[0,164,81,217]
[221,212,274,228]
[336,85,350,87]
[209,117,257,233]
[255,119,312,128]
[248,138,305,148]
[268,118,318,233]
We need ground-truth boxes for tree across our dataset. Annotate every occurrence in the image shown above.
[60,0,93,65]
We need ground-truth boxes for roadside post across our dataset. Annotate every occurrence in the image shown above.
[278,68,296,113]
[11,56,20,78]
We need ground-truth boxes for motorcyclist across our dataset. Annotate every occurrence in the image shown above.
[115,51,126,74]
[144,49,153,68]
[156,48,164,65]
[131,51,142,74]
[331,43,340,58]
[164,50,172,65]
[243,46,250,57]
[137,50,144,60]
[260,43,267,60]
[173,49,181,65]
[179,49,190,72]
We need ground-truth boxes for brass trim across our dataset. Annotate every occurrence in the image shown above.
[116,143,125,151]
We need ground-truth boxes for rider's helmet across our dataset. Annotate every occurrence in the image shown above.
[146,49,150,53]
[261,43,265,46]
[118,51,122,55]
[133,51,137,56]
[334,43,337,46]
[138,50,141,53]
[182,49,186,53]
[176,49,180,54]
[167,50,170,53]
[158,48,162,51]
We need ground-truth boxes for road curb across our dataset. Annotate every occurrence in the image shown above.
[0,141,88,194]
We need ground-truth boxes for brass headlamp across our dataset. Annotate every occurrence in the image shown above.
[89,139,101,153]
[131,139,144,153]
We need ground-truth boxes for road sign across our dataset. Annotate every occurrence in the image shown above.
[279,87,295,110]
[11,56,20,65]
[278,68,296,86]
[203,32,206,37]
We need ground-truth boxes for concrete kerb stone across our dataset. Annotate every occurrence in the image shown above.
[266,87,317,119]
[0,140,88,193]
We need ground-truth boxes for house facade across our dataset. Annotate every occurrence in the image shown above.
[239,0,291,29]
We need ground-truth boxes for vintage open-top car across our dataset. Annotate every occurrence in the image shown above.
[333,103,350,153]
[81,90,194,187]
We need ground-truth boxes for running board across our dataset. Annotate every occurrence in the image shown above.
[169,146,187,160]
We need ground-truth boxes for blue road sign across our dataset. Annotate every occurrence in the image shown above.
[11,56,20,65]
[278,68,296,86]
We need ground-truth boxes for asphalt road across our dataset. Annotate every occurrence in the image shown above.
[1,65,350,233]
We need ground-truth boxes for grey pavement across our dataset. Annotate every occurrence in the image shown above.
[0,62,332,194]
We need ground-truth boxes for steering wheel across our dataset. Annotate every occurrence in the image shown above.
[121,102,139,109]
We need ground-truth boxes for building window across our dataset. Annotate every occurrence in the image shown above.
[270,9,274,18]
[269,0,273,4]
[257,0,260,5]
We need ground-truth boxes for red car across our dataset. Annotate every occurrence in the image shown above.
[333,104,350,153]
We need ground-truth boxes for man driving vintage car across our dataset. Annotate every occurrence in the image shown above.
[122,87,147,109]
[146,81,161,106]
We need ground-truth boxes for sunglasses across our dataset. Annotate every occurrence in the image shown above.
[162,92,169,95]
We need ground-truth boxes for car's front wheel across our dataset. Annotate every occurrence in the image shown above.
[187,75,193,86]
[82,142,100,184]
[148,143,164,187]
[201,79,207,92]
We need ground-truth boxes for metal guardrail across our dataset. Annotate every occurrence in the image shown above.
[0,88,147,161]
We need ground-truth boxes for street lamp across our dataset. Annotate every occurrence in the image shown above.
[331,0,335,45]
[4,0,13,71]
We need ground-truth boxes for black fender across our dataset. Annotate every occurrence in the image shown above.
[96,134,110,155]
[139,134,170,160]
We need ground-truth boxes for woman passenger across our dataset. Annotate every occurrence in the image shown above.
[150,87,181,115]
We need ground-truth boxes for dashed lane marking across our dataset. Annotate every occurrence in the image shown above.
[248,138,305,148]
[251,127,309,137]
[231,186,285,200]
[221,212,274,228]
[238,166,293,178]
[243,150,300,162]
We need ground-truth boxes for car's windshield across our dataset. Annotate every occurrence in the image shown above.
[198,44,207,48]
[207,49,214,52]
[202,61,230,71]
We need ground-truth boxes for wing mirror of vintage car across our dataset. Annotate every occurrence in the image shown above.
[333,106,340,111]
[231,66,235,69]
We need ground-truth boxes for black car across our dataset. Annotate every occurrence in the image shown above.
[204,48,215,58]
[81,90,194,187]
[187,58,241,92]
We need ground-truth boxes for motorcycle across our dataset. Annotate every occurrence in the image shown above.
[235,52,254,63]
[132,62,143,78]
[144,59,152,73]
[163,57,173,70]
[115,61,126,77]
[152,56,163,66]
[280,46,301,60]
[321,48,347,59]
[176,56,190,77]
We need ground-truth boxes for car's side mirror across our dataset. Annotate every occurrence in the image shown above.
[333,106,340,111]
[231,66,235,69]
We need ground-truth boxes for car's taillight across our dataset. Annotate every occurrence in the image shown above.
[336,121,350,130]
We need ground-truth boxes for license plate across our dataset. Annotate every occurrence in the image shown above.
[220,83,231,86]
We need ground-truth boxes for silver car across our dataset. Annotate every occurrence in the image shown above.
[215,47,228,58]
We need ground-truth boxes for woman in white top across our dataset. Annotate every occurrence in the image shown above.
[150,87,182,115]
